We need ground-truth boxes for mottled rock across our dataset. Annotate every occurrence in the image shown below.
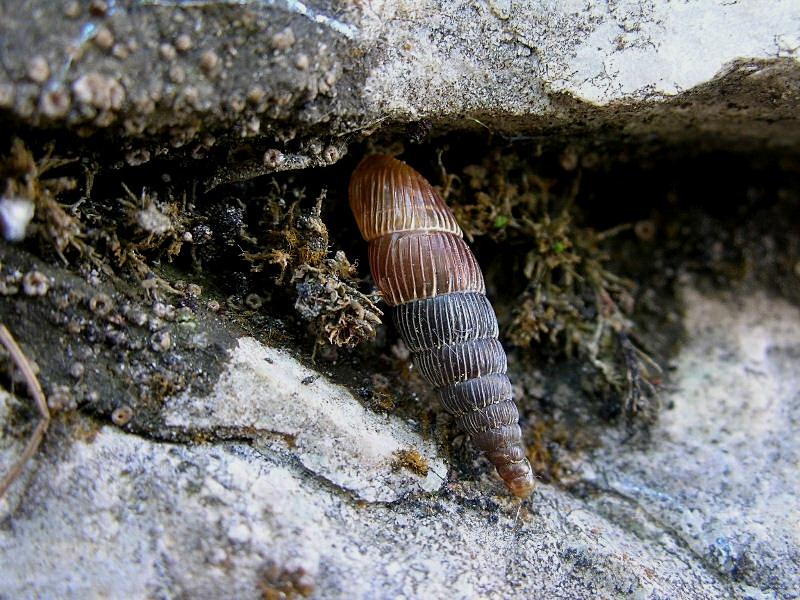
[0,1,797,183]
[1,286,797,598]
[0,2,798,597]
[572,288,800,598]
[164,338,447,502]
[0,419,729,599]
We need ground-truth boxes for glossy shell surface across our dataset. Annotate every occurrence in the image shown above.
[349,155,535,497]
[349,155,462,241]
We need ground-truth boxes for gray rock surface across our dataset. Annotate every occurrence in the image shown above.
[1,0,798,185]
[1,2,799,598]
[360,0,800,111]
[163,338,447,502]
[1,285,798,598]
[572,287,800,598]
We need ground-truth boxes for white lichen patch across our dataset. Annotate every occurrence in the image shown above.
[557,1,800,103]
[164,337,447,502]
[359,0,800,116]
[0,196,35,242]
[0,429,323,599]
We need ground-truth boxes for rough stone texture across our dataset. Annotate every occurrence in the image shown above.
[1,0,798,186]
[1,2,799,598]
[572,287,800,598]
[163,338,447,502]
[361,1,800,112]
[1,285,798,598]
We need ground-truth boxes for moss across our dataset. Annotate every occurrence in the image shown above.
[1,138,96,264]
[1,138,381,355]
[392,448,430,477]
[365,373,396,412]
[3,130,797,455]
[439,149,660,422]
[0,138,244,439]
[527,421,561,483]
[0,138,194,297]
[242,184,382,350]
[258,561,315,599]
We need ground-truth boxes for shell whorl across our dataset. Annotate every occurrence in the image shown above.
[368,232,485,306]
[349,155,462,241]
[349,155,535,498]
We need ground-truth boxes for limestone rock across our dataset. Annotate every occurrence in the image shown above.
[0,1,798,182]
[164,338,447,502]
[1,286,797,598]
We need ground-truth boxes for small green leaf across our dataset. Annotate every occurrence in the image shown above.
[553,240,566,253]
[493,215,509,229]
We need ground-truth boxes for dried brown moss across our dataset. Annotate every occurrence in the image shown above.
[439,150,660,421]
[392,448,430,477]
[242,184,382,349]
[0,138,195,298]
[1,139,95,264]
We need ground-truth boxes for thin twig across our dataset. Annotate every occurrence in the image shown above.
[595,222,633,241]
[0,324,50,498]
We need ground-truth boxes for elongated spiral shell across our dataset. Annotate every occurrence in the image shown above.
[349,155,535,497]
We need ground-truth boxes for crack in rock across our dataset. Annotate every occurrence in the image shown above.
[163,337,448,503]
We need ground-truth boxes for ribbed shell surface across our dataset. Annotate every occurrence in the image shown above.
[368,232,485,307]
[393,292,498,352]
[349,155,535,498]
[349,155,462,241]
[439,374,513,416]
[414,338,507,387]
[471,425,523,452]
[457,401,519,434]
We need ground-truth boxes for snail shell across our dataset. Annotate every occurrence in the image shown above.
[349,155,535,497]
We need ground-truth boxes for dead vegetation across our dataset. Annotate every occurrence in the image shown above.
[1,138,100,268]
[0,137,657,408]
[259,560,315,600]
[0,324,50,497]
[242,182,382,350]
[0,138,381,444]
[6,134,793,450]
[0,138,380,351]
[0,138,190,298]
[439,150,662,422]
[392,448,430,477]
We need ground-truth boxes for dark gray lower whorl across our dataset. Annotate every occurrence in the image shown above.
[393,292,498,352]
[393,291,535,496]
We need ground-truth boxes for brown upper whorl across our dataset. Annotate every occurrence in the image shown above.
[349,155,462,241]
[368,231,485,306]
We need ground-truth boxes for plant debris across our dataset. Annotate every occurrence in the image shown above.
[439,150,662,422]
[0,323,50,497]
[243,184,382,349]
[392,448,430,477]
